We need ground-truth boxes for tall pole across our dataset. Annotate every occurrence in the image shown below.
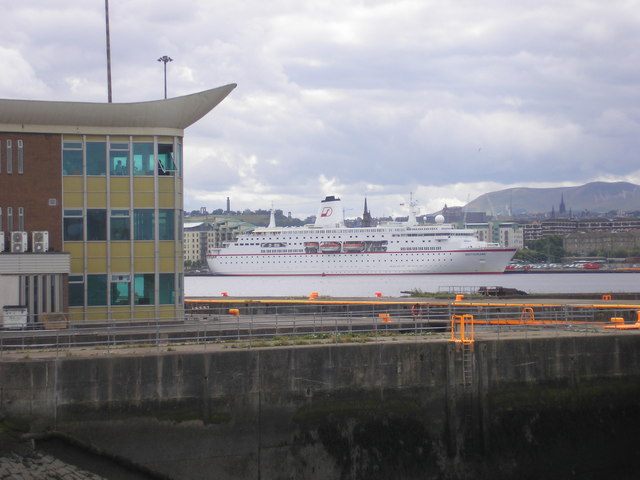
[105,0,113,102]
[157,56,173,99]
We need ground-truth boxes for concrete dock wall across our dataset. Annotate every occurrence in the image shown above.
[2,333,640,479]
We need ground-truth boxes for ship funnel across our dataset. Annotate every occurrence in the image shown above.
[314,196,345,228]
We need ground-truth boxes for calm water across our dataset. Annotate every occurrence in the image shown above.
[185,272,640,298]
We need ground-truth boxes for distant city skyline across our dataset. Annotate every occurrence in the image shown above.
[2,1,640,218]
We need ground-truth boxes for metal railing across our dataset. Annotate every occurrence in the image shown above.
[1,301,632,357]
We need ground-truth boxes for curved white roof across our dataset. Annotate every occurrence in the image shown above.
[0,84,237,135]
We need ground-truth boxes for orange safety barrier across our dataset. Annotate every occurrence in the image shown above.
[221,292,228,297]
[379,313,392,323]
[228,309,240,316]
[455,294,465,301]
[450,314,475,344]
[520,307,535,324]
[602,294,612,300]
[604,311,640,330]
[375,292,382,298]
[309,292,319,300]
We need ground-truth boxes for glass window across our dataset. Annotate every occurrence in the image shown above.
[133,142,154,176]
[87,209,107,241]
[111,210,130,240]
[159,209,175,240]
[159,273,175,304]
[134,273,154,305]
[110,142,130,176]
[6,140,13,174]
[86,141,106,176]
[87,274,107,306]
[134,209,154,240]
[63,142,83,175]
[64,214,83,241]
[158,143,175,176]
[111,274,130,305]
[17,139,23,174]
[69,275,84,307]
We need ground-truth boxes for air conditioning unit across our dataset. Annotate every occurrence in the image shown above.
[0,232,4,252]
[32,231,49,253]
[11,231,28,253]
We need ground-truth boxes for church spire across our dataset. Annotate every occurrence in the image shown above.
[559,193,566,215]
[362,197,372,227]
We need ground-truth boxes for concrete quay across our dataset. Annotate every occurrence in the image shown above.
[2,328,640,479]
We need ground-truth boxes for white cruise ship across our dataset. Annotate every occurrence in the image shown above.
[206,196,516,276]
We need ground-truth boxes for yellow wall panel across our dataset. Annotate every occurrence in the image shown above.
[111,243,130,257]
[134,178,155,207]
[135,257,155,271]
[87,177,106,191]
[63,177,83,193]
[111,257,132,272]
[88,257,107,272]
[70,257,84,274]
[158,177,175,193]
[64,193,84,208]
[87,243,107,272]
[87,192,107,208]
[110,177,129,192]
[86,307,108,322]
[134,242,155,271]
[158,192,175,208]
[111,308,132,322]
[110,136,129,142]
[133,307,156,321]
[110,192,130,207]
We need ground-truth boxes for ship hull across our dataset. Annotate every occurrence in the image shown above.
[207,248,516,276]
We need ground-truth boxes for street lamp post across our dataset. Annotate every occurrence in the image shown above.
[157,55,173,99]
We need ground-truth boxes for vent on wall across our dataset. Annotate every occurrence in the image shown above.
[11,231,28,253]
[32,231,49,253]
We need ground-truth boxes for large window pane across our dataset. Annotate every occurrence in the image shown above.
[134,209,154,240]
[134,274,154,305]
[111,275,130,305]
[159,273,175,304]
[63,147,83,175]
[69,275,84,307]
[159,209,175,240]
[158,143,174,175]
[63,217,83,241]
[87,209,107,241]
[86,141,106,175]
[110,143,130,176]
[133,142,154,176]
[111,210,130,240]
[87,274,107,306]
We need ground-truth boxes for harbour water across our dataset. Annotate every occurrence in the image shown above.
[185,272,640,298]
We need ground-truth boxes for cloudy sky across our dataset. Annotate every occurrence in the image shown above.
[2,0,640,218]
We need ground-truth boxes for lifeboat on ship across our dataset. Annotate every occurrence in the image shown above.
[342,241,365,253]
[319,242,341,253]
[304,242,319,253]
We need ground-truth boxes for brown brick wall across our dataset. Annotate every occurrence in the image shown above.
[0,133,63,252]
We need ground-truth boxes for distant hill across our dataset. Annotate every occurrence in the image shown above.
[464,181,640,216]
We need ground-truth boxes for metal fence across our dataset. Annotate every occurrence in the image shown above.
[1,301,635,356]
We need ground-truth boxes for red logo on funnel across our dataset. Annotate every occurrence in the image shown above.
[321,207,333,217]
